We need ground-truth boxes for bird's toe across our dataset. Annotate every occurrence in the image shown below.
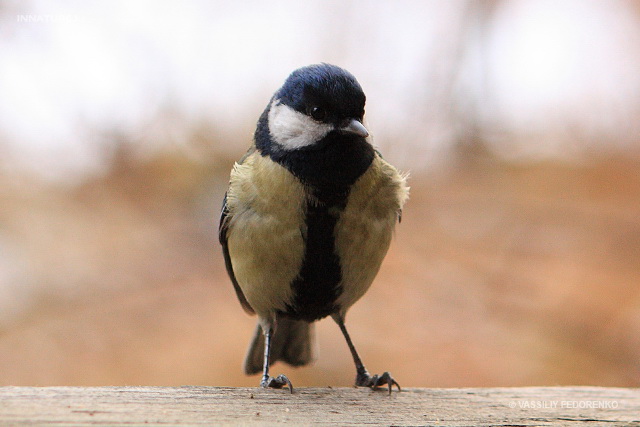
[261,374,294,393]
[356,371,400,394]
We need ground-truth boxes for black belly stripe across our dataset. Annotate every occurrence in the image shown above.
[254,105,376,321]
[282,187,348,322]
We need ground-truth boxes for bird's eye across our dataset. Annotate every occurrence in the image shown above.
[309,106,327,121]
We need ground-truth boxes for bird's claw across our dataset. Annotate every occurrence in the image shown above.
[261,374,294,393]
[356,371,401,394]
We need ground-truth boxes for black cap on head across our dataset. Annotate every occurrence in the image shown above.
[276,63,366,124]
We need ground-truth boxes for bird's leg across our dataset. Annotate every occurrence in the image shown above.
[332,313,400,394]
[260,325,293,393]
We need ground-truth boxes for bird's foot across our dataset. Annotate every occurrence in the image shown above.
[260,374,293,393]
[356,371,400,394]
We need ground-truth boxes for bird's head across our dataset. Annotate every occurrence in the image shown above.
[266,63,369,151]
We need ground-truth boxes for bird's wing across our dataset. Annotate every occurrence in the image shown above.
[219,147,257,315]
[374,149,406,223]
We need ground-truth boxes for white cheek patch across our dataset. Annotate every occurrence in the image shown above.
[268,99,334,150]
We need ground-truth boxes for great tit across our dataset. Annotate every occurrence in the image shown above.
[219,63,409,393]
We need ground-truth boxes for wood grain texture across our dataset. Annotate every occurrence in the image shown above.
[1,386,638,426]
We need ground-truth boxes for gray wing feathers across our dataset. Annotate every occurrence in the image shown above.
[219,193,255,314]
[219,145,260,314]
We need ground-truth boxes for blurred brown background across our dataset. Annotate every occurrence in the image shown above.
[0,0,639,388]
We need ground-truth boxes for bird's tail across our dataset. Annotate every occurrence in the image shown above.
[243,317,315,375]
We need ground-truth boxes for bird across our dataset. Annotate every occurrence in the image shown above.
[219,63,409,393]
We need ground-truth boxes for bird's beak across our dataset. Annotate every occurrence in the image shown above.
[339,119,369,138]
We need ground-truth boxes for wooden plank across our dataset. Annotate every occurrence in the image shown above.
[1,386,638,426]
